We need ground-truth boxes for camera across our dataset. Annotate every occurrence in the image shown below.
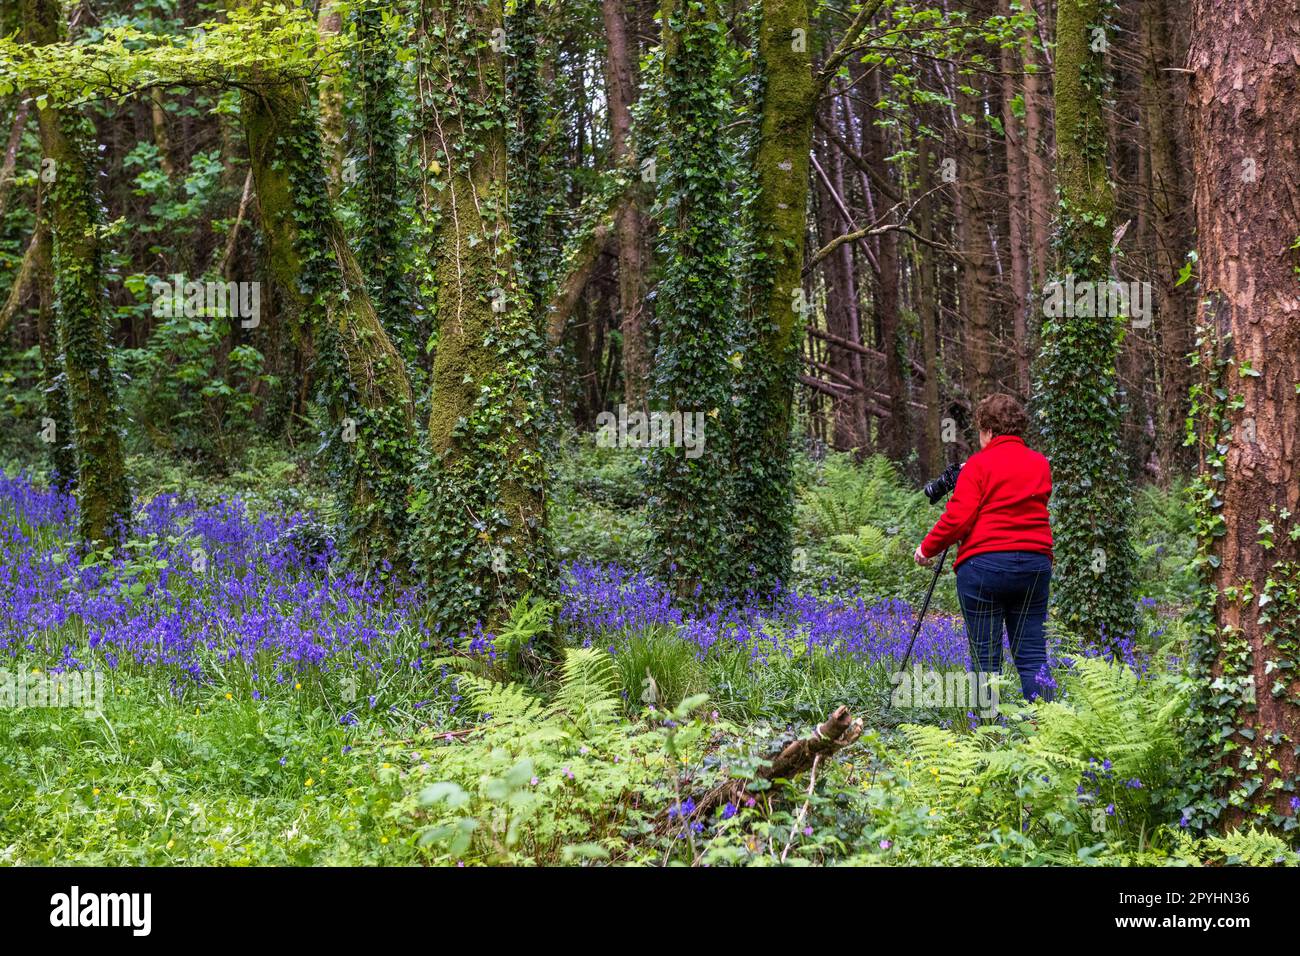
[923,462,962,504]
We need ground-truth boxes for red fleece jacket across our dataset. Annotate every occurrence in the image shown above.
[920,435,1053,567]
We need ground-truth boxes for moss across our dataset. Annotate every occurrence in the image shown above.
[1032,0,1137,643]
[415,0,552,632]
[25,0,132,544]
[731,0,815,591]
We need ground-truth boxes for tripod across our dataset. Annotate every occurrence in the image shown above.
[897,545,950,674]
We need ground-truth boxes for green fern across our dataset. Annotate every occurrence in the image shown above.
[551,647,622,735]
[1204,827,1298,866]
[828,524,889,576]
[800,454,925,540]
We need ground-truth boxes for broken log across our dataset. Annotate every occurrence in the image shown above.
[671,706,864,826]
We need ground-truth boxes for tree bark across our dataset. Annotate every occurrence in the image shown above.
[23,0,132,544]
[916,145,944,475]
[1022,0,1053,295]
[601,0,650,411]
[1141,0,1194,476]
[1187,0,1300,829]
[235,5,417,567]
[316,0,346,197]
[955,75,996,407]
[0,99,31,221]
[814,99,868,451]
[731,0,816,588]
[422,0,551,627]
[863,68,909,461]
[1001,0,1031,396]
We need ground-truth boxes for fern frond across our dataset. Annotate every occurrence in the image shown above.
[551,647,621,735]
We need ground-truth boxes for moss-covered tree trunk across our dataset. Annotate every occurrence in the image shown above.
[732,0,815,590]
[1033,0,1136,643]
[419,0,551,630]
[648,0,736,600]
[33,201,76,493]
[23,0,131,544]
[235,16,417,570]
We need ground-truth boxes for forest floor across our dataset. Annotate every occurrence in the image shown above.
[0,439,1291,866]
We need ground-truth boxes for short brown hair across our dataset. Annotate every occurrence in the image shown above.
[975,393,1028,438]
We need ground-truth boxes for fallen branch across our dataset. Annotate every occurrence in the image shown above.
[674,706,864,826]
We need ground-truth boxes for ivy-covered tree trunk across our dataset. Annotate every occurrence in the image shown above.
[354,1,423,374]
[1032,0,1136,644]
[419,0,551,630]
[648,0,736,600]
[507,0,551,341]
[33,202,76,493]
[1184,0,1300,834]
[23,0,131,544]
[238,51,417,570]
[732,0,814,590]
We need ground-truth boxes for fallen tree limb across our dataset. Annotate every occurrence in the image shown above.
[672,706,864,826]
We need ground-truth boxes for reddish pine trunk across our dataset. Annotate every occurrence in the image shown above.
[1188,0,1300,826]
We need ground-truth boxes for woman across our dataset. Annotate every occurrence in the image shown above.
[913,394,1054,701]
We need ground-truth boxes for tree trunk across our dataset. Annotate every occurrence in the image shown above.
[355,1,422,373]
[0,99,31,221]
[730,0,816,589]
[916,145,944,476]
[1022,0,1053,296]
[33,194,76,492]
[23,0,132,544]
[1035,0,1136,643]
[648,0,736,600]
[237,39,417,569]
[864,69,909,461]
[1186,0,1300,832]
[956,76,996,408]
[1001,0,1031,396]
[316,0,346,197]
[814,110,869,451]
[601,0,651,412]
[1140,0,1194,476]
[421,0,551,629]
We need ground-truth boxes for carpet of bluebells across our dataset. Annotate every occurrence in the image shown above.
[2,473,977,717]
[559,561,968,668]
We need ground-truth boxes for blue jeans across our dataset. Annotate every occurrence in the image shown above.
[954,551,1053,702]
